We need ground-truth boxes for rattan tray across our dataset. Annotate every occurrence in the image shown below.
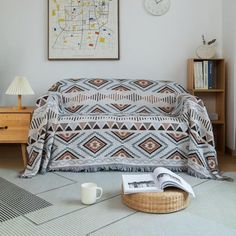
[122,187,189,214]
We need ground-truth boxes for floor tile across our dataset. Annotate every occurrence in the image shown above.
[186,172,236,229]
[0,196,134,236]
[0,167,235,236]
[0,168,74,194]
[26,172,124,223]
[35,196,134,236]
[89,211,236,236]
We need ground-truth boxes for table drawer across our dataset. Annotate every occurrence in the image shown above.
[0,114,31,143]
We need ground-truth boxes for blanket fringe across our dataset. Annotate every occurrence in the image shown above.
[187,168,233,182]
[19,164,233,182]
[211,171,234,182]
[47,164,232,181]
[48,164,186,174]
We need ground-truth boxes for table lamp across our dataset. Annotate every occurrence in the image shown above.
[5,76,35,110]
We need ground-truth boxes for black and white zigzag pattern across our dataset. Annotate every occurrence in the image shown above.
[21,78,221,180]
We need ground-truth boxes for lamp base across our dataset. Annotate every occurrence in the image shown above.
[17,95,23,110]
[12,106,27,110]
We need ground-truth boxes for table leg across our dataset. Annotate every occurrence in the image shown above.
[21,144,28,168]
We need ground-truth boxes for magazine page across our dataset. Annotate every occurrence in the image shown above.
[122,174,162,194]
[153,167,195,197]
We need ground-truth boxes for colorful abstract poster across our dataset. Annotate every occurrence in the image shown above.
[48,0,119,60]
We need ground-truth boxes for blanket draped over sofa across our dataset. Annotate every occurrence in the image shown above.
[20,78,225,180]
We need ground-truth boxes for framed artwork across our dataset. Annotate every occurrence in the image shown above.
[48,0,119,60]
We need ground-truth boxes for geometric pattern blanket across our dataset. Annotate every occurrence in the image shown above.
[20,78,226,180]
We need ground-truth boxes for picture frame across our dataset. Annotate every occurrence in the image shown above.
[48,0,119,60]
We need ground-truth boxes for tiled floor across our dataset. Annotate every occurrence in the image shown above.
[0,144,236,236]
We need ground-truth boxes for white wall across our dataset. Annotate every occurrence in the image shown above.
[0,0,223,107]
[222,0,236,151]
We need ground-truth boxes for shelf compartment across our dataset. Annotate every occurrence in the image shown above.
[187,58,225,153]
[192,89,224,93]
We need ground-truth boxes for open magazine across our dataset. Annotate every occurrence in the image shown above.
[122,167,195,197]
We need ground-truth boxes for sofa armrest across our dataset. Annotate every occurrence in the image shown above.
[20,92,62,178]
[170,94,206,116]
[35,92,63,113]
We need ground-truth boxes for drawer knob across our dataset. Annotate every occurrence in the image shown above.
[0,126,8,130]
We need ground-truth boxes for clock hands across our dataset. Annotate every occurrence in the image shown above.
[155,0,164,4]
[145,0,170,15]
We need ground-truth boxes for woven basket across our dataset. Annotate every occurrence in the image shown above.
[122,187,189,214]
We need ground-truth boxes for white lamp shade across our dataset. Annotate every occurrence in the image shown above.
[5,76,35,95]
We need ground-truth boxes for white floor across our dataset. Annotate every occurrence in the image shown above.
[0,168,236,236]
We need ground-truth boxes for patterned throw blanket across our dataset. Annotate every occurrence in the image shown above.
[20,79,228,180]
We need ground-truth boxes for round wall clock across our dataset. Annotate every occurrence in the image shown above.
[144,0,171,16]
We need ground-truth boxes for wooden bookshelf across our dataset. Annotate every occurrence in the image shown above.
[187,58,225,153]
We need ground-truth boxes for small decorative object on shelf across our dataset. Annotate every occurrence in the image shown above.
[209,112,219,121]
[196,35,216,59]
[187,58,225,152]
[5,76,35,110]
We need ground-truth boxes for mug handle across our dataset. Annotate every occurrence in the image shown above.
[96,187,103,200]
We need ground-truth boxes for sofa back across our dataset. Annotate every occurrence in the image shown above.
[48,78,188,115]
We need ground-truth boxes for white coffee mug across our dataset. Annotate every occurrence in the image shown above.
[80,183,103,205]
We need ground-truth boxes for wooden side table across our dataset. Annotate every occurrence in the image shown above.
[0,107,34,167]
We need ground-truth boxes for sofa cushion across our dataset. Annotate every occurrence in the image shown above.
[48,78,187,115]
[48,78,187,94]
[57,113,189,133]
[60,91,178,115]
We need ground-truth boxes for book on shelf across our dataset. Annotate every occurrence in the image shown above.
[122,167,195,197]
[203,61,208,89]
[193,60,217,89]
[194,62,203,89]
[212,61,217,89]
[208,61,214,89]
[193,62,199,89]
